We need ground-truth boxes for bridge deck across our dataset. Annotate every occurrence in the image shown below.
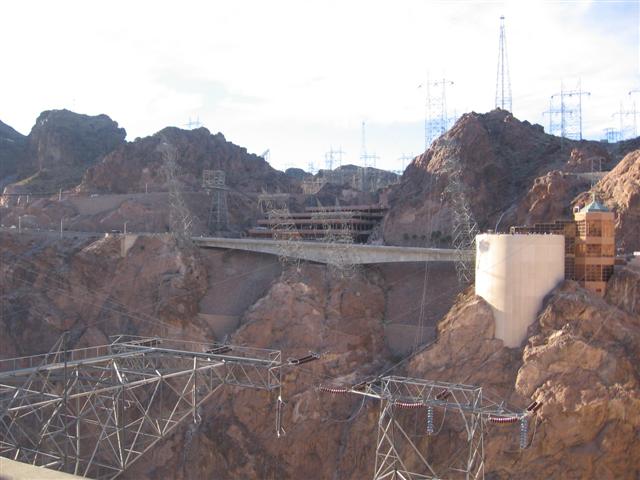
[193,237,473,265]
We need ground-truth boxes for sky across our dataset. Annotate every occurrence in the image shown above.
[1,0,639,172]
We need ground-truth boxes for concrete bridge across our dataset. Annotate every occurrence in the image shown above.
[193,236,474,265]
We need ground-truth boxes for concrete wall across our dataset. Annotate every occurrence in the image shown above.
[475,234,565,348]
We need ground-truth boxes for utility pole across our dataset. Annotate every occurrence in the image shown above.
[60,218,64,238]
[495,15,512,112]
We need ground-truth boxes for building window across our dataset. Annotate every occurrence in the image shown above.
[577,220,587,236]
[587,221,602,237]
[586,265,600,281]
[603,265,614,281]
[575,264,586,281]
[602,244,615,257]
[586,244,601,257]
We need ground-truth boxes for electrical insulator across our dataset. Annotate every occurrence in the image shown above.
[426,405,434,435]
[519,416,528,449]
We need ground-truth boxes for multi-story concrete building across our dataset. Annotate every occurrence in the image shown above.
[510,194,615,296]
[572,196,615,296]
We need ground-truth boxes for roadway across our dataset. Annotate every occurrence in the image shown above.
[0,229,474,265]
[193,236,473,265]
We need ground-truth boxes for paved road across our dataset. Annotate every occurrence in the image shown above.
[0,230,474,265]
[193,236,473,265]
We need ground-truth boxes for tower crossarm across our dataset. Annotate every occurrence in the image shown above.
[347,376,524,419]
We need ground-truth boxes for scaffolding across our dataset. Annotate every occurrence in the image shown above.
[321,376,535,480]
[0,335,283,479]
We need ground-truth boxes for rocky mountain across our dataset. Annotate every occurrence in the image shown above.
[1,229,638,479]
[0,120,27,182]
[1,110,126,194]
[593,150,640,251]
[383,109,625,247]
[79,126,293,194]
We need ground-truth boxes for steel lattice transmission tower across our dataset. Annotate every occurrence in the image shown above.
[0,335,284,479]
[203,170,229,234]
[424,78,455,150]
[360,122,380,193]
[495,16,512,112]
[360,122,380,169]
[320,375,537,480]
[612,101,637,140]
[440,140,478,285]
[159,141,195,247]
[325,147,345,170]
[546,80,591,140]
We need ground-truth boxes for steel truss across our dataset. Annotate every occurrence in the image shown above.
[440,140,478,285]
[322,375,529,480]
[0,335,282,479]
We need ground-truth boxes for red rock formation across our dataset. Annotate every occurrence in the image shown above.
[594,149,640,251]
[0,232,210,355]
[2,229,639,478]
[79,126,292,195]
[383,109,620,246]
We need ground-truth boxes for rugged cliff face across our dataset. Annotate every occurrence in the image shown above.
[0,232,210,356]
[1,110,126,194]
[122,264,639,480]
[382,109,626,247]
[25,110,126,175]
[0,120,27,182]
[124,262,391,480]
[80,126,292,195]
[593,150,640,251]
[1,230,638,479]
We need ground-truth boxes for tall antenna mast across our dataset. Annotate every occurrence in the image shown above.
[495,15,512,111]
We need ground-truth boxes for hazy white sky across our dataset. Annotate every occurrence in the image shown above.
[1,0,638,171]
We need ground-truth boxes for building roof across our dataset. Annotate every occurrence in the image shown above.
[579,193,610,213]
